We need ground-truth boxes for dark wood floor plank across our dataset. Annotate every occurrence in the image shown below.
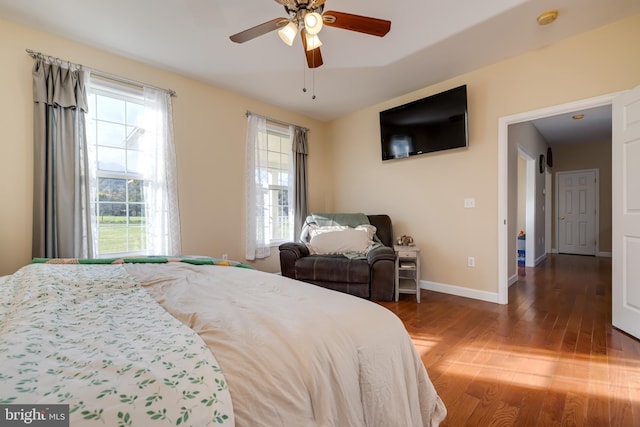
[561,392,587,426]
[537,390,567,427]
[378,254,640,426]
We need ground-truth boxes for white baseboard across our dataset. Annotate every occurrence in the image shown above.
[420,280,500,304]
[525,252,546,268]
[551,249,611,258]
[508,273,518,287]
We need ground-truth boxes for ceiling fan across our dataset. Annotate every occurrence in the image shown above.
[229,0,391,68]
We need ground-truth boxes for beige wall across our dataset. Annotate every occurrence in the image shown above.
[551,140,612,254]
[326,14,640,298]
[0,18,332,276]
[508,122,548,277]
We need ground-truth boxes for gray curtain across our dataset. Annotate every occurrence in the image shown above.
[292,126,309,240]
[32,57,92,258]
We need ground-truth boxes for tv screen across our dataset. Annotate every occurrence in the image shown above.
[379,85,468,161]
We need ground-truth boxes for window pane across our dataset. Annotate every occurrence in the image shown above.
[128,180,144,203]
[98,178,126,202]
[98,202,126,220]
[267,150,281,168]
[97,146,126,172]
[127,102,144,128]
[280,171,289,187]
[98,225,127,254]
[129,204,146,224]
[268,188,289,241]
[97,94,125,123]
[96,121,126,148]
[127,149,145,175]
[128,225,146,252]
[128,202,146,252]
[98,202,129,254]
[267,135,280,152]
[126,126,143,150]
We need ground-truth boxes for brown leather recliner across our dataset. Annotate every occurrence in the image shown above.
[279,214,396,301]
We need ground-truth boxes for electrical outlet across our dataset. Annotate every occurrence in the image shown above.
[222,254,228,260]
[464,198,476,208]
[467,256,475,267]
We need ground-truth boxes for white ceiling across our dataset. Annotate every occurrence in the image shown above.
[532,105,612,146]
[1,0,638,135]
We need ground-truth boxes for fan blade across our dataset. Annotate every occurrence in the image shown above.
[301,29,323,68]
[322,11,391,37]
[230,18,289,43]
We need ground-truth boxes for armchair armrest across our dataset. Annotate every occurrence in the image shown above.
[279,242,309,279]
[367,245,395,264]
[368,245,396,302]
[279,242,309,258]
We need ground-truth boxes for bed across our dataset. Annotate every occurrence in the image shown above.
[0,257,446,426]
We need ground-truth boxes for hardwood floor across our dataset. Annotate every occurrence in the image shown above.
[378,254,640,426]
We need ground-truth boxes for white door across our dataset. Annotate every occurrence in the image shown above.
[557,170,597,255]
[612,85,640,340]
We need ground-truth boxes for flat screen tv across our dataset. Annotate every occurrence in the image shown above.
[379,85,468,161]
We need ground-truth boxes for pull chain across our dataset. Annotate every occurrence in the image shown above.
[311,68,316,100]
[302,54,307,94]
[302,55,316,100]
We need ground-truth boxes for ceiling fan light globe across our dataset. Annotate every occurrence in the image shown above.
[278,21,298,46]
[304,12,323,35]
[305,33,322,51]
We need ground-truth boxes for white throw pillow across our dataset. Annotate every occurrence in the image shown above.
[306,224,377,255]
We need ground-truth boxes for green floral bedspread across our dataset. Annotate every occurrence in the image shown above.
[0,263,234,426]
[31,255,252,268]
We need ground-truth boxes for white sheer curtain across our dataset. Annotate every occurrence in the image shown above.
[141,87,182,255]
[245,114,271,260]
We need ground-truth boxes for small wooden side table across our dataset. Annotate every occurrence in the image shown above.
[394,245,421,303]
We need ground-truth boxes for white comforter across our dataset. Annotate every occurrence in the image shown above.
[125,262,446,427]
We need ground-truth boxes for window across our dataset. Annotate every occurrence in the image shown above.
[245,115,296,260]
[86,77,180,257]
[87,82,146,255]
[263,123,293,244]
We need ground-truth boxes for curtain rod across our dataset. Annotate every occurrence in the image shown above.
[26,49,176,97]
[246,110,309,132]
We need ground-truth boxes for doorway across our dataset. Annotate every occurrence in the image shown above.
[497,92,619,304]
[517,147,536,269]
